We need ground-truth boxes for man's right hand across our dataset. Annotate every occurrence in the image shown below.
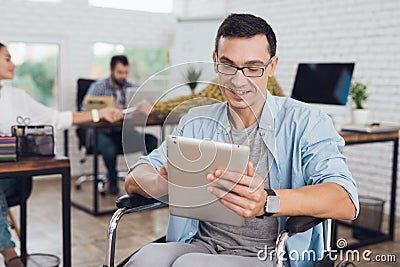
[134,100,153,115]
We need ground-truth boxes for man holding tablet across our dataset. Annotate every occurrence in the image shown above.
[124,13,358,267]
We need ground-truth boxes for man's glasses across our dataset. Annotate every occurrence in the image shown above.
[216,58,273,77]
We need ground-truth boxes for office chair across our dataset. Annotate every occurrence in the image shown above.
[74,78,107,194]
[74,78,126,195]
[103,193,355,267]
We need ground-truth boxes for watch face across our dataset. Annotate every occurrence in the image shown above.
[266,196,280,213]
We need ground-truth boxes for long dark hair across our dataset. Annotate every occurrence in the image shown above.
[215,13,277,58]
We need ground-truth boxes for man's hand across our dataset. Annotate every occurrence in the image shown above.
[206,162,267,219]
[159,163,169,181]
[134,100,153,115]
[99,107,123,123]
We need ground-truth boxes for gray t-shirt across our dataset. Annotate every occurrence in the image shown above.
[195,119,278,256]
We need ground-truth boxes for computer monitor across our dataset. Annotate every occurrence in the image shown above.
[290,63,355,115]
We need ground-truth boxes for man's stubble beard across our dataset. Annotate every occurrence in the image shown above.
[111,74,126,88]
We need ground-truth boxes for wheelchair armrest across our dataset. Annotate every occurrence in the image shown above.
[285,216,325,236]
[116,194,164,209]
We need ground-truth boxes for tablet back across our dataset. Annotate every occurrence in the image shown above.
[167,135,249,226]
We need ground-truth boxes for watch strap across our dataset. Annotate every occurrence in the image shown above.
[256,188,276,219]
[265,188,276,197]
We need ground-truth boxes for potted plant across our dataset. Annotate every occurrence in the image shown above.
[350,81,369,124]
[185,67,202,95]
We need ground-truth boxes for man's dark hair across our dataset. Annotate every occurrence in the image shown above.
[0,43,5,49]
[110,55,129,69]
[215,13,277,58]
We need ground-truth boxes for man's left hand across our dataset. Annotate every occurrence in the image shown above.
[206,162,267,219]
[100,107,123,123]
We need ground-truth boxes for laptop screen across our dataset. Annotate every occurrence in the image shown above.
[125,87,161,108]
[291,63,355,105]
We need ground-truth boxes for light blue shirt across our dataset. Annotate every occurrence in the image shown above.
[132,90,359,267]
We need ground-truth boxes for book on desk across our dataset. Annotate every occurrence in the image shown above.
[341,123,400,133]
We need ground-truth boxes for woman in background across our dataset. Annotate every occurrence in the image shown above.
[0,42,123,267]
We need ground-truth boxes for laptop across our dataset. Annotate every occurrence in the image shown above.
[167,135,249,226]
[83,96,115,110]
[125,87,161,108]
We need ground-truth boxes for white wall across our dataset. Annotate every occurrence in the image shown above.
[175,0,400,215]
[1,0,176,175]
[2,0,400,216]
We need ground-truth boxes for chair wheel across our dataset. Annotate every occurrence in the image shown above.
[98,181,106,196]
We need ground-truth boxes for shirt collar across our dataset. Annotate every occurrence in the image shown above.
[219,90,277,133]
[259,90,276,132]
[216,102,231,134]
[106,77,113,89]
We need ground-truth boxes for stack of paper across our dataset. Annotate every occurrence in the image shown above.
[341,123,400,133]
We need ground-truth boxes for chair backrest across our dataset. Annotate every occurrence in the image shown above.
[76,79,96,150]
[77,78,96,111]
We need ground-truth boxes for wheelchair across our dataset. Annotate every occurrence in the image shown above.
[103,194,355,267]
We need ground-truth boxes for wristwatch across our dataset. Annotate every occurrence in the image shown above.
[257,189,280,218]
[91,109,100,123]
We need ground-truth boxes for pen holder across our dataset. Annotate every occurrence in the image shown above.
[0,136,17,162]
[11,125,55,157]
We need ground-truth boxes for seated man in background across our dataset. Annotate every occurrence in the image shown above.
[85,55,157,195]
[0,42,123,267]
[134,76,284,116]
[124,13,358,267]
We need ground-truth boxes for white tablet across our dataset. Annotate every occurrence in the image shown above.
[167,135,250,226]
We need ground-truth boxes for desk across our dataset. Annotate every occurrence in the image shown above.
[335,130,399,249]
[71,114,180,216]
[0,156,71,267]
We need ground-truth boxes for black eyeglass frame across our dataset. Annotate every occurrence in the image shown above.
[216,57,274,77]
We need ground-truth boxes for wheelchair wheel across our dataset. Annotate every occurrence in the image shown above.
[336,260,356,267]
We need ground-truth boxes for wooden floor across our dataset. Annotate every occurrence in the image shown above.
[2,177,400,267]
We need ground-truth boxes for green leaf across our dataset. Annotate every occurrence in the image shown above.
[185,67,202,91]
[350,81,368,109]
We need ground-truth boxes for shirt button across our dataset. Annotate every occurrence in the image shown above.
[188,231,193,236]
